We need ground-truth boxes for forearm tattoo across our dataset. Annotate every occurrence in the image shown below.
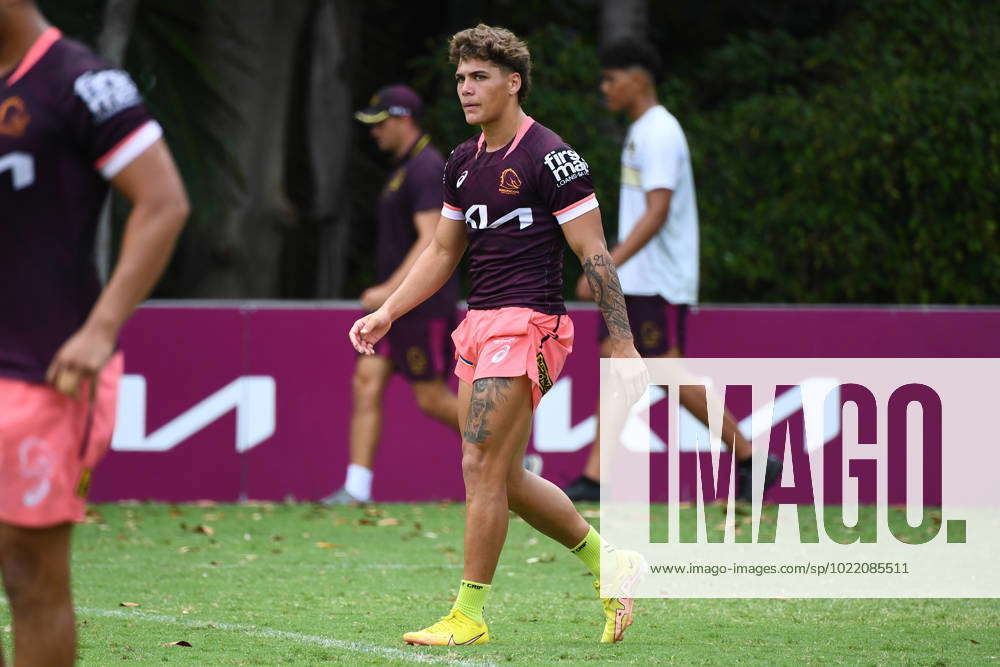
[582,252,633,341]
[463,377,514,444]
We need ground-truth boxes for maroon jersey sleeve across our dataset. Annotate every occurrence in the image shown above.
[440,147,466,221]
[406,151,444,213]
[61,65,161,180]
[537,144,599,224]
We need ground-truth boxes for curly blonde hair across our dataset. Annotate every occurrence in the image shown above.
[449,23,532,102]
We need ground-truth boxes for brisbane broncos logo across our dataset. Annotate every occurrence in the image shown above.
[498,167,522,195]
[0,97,30,137]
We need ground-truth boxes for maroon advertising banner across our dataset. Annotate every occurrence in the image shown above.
[90,304,1000,503]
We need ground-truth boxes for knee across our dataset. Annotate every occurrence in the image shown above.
[352,369,384,405]
[461,444,485,485]
[1,550,60,608]
[412,386,437,415]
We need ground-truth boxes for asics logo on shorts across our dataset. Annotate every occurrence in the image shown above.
[490,344,511,363]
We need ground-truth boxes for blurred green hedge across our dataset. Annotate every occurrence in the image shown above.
[418,0,999,304]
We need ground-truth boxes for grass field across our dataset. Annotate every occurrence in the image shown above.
[2,502,997,665]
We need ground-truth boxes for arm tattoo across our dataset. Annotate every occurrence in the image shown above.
[463,377,514,444]
[582,251,633,341]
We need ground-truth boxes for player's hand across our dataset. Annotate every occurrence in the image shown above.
[575,275,593,301]
[349,308,392,355]
[606,338,649,407]
[45,324,116,399]
[360,285,391,313]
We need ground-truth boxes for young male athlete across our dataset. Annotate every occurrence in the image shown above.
[0,1,188,663]
[564,39,782,503]
[350,24,646,646]
[323,85,459,504]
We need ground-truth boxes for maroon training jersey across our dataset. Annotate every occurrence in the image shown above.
[376,134,456,318]
[441,116,598,315]
[0,28,161,383]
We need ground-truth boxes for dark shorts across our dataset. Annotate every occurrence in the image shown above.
[374,312,456,382]
[596,295,688,356]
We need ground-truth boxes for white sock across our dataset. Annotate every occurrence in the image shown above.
[344,464,373,501]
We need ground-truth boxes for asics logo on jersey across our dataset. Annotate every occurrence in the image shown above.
[456,170,469,188]
[74,70,141,123]
[465,204,533,231]
[498,167,522,194]
[543,148,589,187]
[490,344,511,363]
[0,97,30,137]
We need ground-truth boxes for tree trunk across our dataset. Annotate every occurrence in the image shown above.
[600,0,649,47]
[189,0,310,298]
[95,0,139,283]
[310,0,352,298]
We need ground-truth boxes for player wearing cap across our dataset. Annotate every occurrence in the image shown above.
[0,1,188,663]
[350,24,646,646]
[323,85,460,505]
[563,39,783,503]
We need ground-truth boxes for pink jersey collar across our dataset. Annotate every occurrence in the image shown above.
[476,115,535,159]
[7,27,61,85]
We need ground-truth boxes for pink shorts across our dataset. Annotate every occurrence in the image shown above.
[0,353,123,528]
[452,308,573,409]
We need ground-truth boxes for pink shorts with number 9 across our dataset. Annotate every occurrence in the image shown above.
[0,353,123,528]
[451,307,573,409]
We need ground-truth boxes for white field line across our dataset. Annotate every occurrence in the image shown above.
[0,602,494,667]
[76,562,469,570]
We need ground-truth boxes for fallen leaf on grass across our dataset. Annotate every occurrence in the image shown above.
[119,602,140,608]
[194,524,215,536]
[376,517,400,527]
[315,542,340,549]
[526,554,556,564]
[163,641,192,647]
[971,639,980,644]
[355,519,376,526]
[363,507,384,518]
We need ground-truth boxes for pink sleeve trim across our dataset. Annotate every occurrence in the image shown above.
[552,192,596,216]
[94,120,163,179]
[554,193,599,225]
[441,202,464,221]
[7,27,62,85]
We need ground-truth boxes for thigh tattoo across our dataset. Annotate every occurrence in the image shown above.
[463,377,514,444]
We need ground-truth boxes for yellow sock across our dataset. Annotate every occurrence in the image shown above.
[570,525,603,578]
[452,580,490,624]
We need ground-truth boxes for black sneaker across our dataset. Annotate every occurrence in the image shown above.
[563,475,600,502]
[735,454,783,502]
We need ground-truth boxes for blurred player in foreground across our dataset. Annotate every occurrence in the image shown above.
[323,85,459,505]
[564,39,782,503]
[350,24,646,646]
[0,1,188,663]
